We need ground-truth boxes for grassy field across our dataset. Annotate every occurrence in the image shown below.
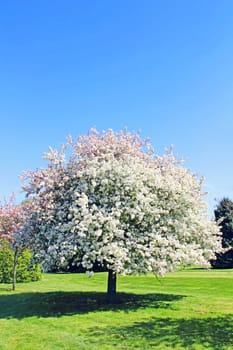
[0,269,232,349]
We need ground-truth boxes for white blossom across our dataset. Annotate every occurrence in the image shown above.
[19,129,222,276]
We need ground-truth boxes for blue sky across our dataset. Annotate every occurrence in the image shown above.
[0,0,233,215]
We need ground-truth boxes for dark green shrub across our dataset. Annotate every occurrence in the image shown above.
[0,242,41,283]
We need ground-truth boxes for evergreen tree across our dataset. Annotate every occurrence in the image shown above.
[211,198,233,268]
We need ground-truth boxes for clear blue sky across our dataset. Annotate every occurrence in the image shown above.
[0,0,233,215]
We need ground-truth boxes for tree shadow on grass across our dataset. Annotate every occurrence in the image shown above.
[0,287,12,292]
[0,291,184,319]
[88,315,233,350]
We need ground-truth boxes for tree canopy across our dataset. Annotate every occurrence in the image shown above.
[19,129,222,300]
[0,196,30,245]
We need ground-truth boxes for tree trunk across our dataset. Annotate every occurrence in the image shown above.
[12,247,18,291]
[107,270,117,302]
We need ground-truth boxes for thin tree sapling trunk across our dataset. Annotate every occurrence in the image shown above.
[12,246,18,291]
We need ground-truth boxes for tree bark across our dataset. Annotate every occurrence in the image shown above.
[12,247,18,291]
[107,270,117,302]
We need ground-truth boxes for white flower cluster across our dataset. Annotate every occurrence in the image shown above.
[19,129,222,276]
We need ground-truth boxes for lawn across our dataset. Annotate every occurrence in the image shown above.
[0,269,232,349]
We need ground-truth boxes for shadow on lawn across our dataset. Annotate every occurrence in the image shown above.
[0,291,183,319]
[0,287,12,292]
[88,315,233,350]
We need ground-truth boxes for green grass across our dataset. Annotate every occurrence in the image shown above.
[0,269,232,349]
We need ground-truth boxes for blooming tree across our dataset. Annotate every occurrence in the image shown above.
[20,129,222,301]
[0,196,31,243]
[0,196,32,289]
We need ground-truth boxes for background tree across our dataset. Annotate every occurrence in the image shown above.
[211,197,233,268]
[20,129,222,301]
[0,197,40,289]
